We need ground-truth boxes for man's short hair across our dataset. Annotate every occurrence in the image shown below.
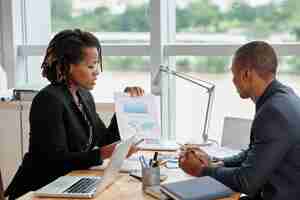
[234,41,278,79]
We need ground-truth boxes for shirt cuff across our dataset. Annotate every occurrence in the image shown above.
[202,166,218,177]
[223,157,235,167]
[90,149,103,166]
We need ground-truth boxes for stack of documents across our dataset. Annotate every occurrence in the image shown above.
[160,176,234,200]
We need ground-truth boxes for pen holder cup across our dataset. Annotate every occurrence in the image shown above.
[142,166,160,190]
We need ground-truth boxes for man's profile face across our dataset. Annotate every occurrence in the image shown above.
[231,59,251,99]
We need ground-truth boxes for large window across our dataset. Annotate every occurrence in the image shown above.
[92,56,150,102]
[51,0,150,42]
[176,0,300,43]
[175,55,300,142]
[15,0,150,90]
[3,0,300,141]
[0,64,6,91]
[175,56,255,142]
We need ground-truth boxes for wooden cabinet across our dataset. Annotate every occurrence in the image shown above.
[20,102,31,156]
[0,102,22,189]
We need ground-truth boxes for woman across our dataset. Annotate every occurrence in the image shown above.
[5,29,144,199]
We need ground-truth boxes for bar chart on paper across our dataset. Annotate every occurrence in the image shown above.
[114,93,161,140]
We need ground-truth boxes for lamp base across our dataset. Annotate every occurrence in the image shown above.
[196,140,214,146]
[137,138,217,151]
[137,139,179,151]
[180,138,217,147]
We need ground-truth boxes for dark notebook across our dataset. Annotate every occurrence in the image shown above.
[160,176,234,200]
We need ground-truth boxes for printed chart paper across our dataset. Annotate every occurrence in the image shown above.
[114,93,161,140]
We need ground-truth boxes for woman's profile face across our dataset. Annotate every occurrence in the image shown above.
[69,47,100,90]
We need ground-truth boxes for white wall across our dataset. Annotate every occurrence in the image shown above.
[0,0,6,91]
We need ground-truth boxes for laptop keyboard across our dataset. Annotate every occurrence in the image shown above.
[63,177,100,194]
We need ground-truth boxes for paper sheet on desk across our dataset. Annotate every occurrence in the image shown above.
[114,93,161,140]
[201,145,241,159]
[90,154,141,173]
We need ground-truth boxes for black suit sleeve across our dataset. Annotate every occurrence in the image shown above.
[30,91,102,171]
[223,149,248,167]
[203,106,292,196]
[84,91,121,146]
[107,114,121,142]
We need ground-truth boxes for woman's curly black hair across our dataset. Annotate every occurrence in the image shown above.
[41,29,102,83]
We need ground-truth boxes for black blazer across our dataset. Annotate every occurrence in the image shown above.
[5,83,120,199]
[204,80,300,200]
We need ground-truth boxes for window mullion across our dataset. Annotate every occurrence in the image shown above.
[150,0,176,140]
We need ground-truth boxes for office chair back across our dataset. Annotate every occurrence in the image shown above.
[0,169,4,200]
[221,116,252,150]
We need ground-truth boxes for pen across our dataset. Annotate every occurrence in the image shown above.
[140,155,148,168]
[176,142,184,147]
[138,156,145,168]
[151,152,159,167]
[149,158,153,167]
[157,160,167,166]
[153,152,158,162]
[134,138,144,146]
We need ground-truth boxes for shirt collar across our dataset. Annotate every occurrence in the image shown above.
[255,79,280,111]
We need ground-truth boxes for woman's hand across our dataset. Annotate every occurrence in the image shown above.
[100,142,118,160]
[100,141,140,160]
[126,144,140,158]
[124,86,145,97]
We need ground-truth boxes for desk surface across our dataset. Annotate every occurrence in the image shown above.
[18,151,239,200]
[20,168,239,200]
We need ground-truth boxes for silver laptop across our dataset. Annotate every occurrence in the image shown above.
[34,136,135,198]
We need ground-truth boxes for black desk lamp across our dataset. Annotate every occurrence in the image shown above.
[160,65,215,145]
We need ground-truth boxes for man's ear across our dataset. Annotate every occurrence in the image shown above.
[241,68,251,82]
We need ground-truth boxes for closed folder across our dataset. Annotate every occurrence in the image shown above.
[160,176,234,200]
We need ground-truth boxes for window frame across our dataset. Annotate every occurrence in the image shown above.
[3,0,300,140]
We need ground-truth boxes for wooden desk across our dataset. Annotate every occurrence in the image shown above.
[17,151,239,200]
[20,168,239,200]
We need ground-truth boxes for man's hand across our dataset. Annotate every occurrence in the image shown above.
[179,144,210,166]
[124,86,145,97]
[179,151,207,177]
[100,142,118,160]
[178,144,211,177]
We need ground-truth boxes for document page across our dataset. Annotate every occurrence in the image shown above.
[114,93,161,140]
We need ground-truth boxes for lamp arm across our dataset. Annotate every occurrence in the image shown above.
[202,87,215,143]
[160,66,213,90]
[159,65,215,144]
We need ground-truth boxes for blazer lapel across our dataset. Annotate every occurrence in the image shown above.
[77,89,97,129]
[61,84,83,117]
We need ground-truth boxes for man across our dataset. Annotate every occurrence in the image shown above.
[179,41,300,200]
